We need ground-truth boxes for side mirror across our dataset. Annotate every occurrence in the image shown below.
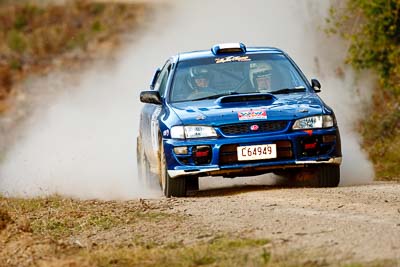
[140,91,162,104]
[150,68,161,90]
[311,78,321,93]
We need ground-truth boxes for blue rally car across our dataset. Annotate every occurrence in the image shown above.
[137,43,342,197]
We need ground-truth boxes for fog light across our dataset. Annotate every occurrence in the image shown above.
[194,146,211,157]
[195,150,209,157]
[193,145,212,165]
[304,143,317,150]
[174,146,188,155]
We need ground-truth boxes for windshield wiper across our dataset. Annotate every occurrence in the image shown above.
[192,91,239,101]
[269,87,306,94]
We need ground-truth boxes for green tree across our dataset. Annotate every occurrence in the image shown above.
[328,0,400,179]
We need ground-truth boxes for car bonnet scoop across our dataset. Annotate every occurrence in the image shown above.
[218,93,276,104]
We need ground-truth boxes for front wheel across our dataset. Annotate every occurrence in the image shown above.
[160,142,186,197]
[290,164,340,188]
[186,176,199,191]
[315,164,340,187]
[137,136,152,187]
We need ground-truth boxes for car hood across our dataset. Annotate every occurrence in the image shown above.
[169,93,326,125]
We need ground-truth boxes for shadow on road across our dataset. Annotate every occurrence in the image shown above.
[188,184,288,198]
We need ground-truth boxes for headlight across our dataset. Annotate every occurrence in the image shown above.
[170,126,217,139]
[170,126,185,139]
[292,115,334,130]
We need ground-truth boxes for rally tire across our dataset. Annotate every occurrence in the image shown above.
[136,137,146,184]
[160,142,186,197]
[165,174,186,198]
[186,177,199,191]
[316,164,340,187]
[137,137,152,186]
[289,164,340,188]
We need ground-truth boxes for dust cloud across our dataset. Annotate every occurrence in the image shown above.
[0,0,374,199]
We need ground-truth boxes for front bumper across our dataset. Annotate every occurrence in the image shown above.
[164,127,342,179]
[168,157,342,178]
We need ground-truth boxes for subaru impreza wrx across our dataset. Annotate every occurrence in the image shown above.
[137,43,342,197]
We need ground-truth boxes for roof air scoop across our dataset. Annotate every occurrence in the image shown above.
[211,43,246,55]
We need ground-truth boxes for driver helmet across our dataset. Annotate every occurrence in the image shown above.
[188,66,212,89]
[250,62,272,92]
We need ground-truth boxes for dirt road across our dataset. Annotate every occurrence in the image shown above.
[167,182,400,263]
[2,182,399,266]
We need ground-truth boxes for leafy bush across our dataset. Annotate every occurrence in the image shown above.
[328,0,400,179]
[328,0,400,94]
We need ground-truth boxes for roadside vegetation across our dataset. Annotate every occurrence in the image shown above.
[0,0,147,113]
[327,0,400,180]
[1,196,396,267]
[0,196,272,267]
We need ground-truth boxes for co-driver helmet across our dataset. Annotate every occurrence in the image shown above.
[249,62,272,92]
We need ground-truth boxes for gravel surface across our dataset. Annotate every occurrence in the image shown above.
[153,182,400,263]
[1,182,399,266]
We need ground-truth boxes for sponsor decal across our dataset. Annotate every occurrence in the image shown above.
[238,109,267,121]
[163,129,170,137]
[215,56,251,64]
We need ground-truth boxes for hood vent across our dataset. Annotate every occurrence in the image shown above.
[219,93,275,104]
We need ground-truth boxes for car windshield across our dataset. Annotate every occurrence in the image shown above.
[170,53,308,102]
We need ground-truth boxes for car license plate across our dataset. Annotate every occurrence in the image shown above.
[237,144,277,161]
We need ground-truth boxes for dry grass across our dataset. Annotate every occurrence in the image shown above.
[0,0,148,112]
[82,238,270,267]
[0,196,397,267]
[0,196,272,267]
[0,207,12,230]
[0,196,175,266]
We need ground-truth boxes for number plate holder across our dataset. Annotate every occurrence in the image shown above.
[237,144,277,161]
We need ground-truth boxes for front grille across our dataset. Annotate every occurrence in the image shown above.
[219,121,287,135]
[219,140,293,165]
